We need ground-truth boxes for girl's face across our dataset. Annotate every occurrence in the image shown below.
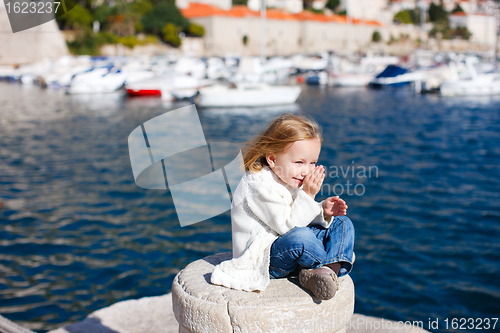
[266,138,321,188]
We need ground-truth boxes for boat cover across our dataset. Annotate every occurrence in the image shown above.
[375,65,407,78]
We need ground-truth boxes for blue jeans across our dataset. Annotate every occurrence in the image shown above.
[269,216,355,279]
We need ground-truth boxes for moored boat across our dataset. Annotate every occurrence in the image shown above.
[330,73,374,87]
[197,83,301,107]
[306,71,328,85]
[440,57,500,96]
[67,66,126,94]
[126,75,212,99]
[440,75,500,96]
[369,65,425,88]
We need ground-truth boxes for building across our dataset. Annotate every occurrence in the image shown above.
[449,11,497,46]
[247,0,303,13]
[176,0,232,11]
[454,0,478,13]
[339,0,387,21]
[179,2,421,56]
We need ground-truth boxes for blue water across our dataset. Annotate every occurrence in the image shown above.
[0,82,499,332]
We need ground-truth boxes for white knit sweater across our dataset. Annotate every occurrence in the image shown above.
[210,166,332,291]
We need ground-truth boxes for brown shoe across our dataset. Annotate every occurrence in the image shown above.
[299,266,338,300]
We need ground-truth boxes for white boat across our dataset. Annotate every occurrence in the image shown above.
[369,65,425,88]
[125,75,213,101]
[228,57,293,84]
[43,56,93,87]
[126,75,168,96]
[309,55,395,87]
[329,73,374,87]
[440,75,500,96]
[122,70,155,84]
[197,83,301,107]
[417,65,455,93]
[0,65,16,79]
[67,67,127,94]
[292,53,329,72]
[440,58,500,96]
[170,88,199,100]
[206,57,227,80]
[174,57,206,79]
[46,64,94,87]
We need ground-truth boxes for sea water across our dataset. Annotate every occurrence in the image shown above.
[0,82,499,332]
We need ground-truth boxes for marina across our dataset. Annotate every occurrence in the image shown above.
[2,50,500,99]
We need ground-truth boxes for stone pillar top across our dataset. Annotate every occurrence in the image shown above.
[172,252,355,333]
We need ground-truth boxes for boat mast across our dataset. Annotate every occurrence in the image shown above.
[261,0,267,64]
[361,0,366,51]
[419,0,426,49]
[346,0,352,54]
[495,0,499,63]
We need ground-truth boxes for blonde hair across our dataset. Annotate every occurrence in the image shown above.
[242,113,323,172]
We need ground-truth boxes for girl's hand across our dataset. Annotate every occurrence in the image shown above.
[302,165,325,199]
[322,196,348,217]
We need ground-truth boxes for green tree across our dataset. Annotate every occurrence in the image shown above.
[93,0,153,35]
[451,4,464,13]
[428,2,448,23]
[393,9,419,25]
[131,0,154,16]
[306,8,324,14]
[187,23,205,37]
[454,26,471,40]
[162,23,181,47]
[232,0,248,5]
[56,4,93,30]
[93,4,113,27]
[242,35,248,45]
[325,0,340,12]
[303,0,313,9]
[142,1,190,34]
[393,10,412,24]
[372,30,382,42]
[130,0,154,32]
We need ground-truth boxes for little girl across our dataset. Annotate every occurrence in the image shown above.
[211,113,354,300]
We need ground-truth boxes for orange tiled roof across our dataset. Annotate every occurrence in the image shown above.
[267,8,297,20]
[180,2,227,18]
[363,19,384,27]
[226,5,259,18]
[180,3,383,26]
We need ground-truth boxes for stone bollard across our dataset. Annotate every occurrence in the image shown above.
[172,252,355,333]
